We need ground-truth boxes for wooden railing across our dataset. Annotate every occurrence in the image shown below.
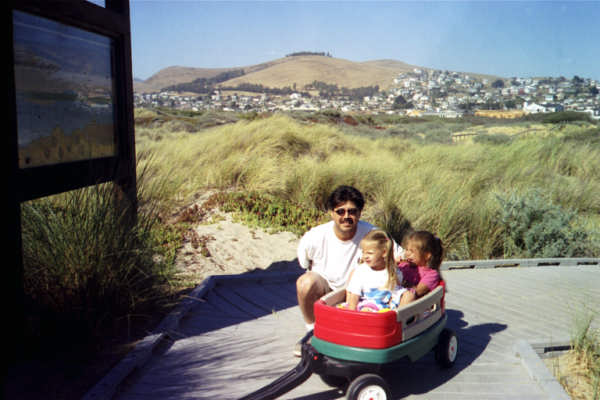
[441,257,599,270]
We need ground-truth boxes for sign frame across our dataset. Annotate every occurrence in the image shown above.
[10,0,136,203]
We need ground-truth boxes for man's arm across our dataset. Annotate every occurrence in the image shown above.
[297,232,313,270]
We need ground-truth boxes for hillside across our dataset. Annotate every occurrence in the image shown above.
[134,59,284,93]
[218,55,416,91]
[135,56,432,94]
[134,66,231,93]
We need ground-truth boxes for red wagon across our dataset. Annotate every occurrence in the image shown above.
[240,281,457,400]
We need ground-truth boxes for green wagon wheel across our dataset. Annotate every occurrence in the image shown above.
[435,328,458,368]
[346,373,391,400]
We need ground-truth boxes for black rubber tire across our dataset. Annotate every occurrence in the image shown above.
[319,374,349,389]
[435,328,458,368]
[346,373,391,400]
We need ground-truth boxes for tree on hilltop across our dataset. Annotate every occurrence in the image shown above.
[285,51,332,57]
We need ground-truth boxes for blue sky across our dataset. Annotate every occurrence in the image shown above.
[130,1,600,81]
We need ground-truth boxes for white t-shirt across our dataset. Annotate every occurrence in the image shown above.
[297,220,403,290]
[346,263,402,296]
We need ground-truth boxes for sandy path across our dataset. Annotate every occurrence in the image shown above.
[173,194,302,283]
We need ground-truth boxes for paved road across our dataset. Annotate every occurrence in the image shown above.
[104,265,599,400]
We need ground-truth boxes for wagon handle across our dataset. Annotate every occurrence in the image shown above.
[237,331,315,400]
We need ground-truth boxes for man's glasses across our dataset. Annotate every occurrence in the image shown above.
[334,208,359,216]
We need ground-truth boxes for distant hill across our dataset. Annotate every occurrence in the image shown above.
[134,59,285,93]
[135,66,239,93]
[134,55,498,94]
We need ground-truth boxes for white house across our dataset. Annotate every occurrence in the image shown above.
[523,102,546,113]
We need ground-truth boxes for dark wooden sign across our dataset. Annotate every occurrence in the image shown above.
[7,0,136,356]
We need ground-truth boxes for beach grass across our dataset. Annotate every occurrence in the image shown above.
[20,157,182,352]
[547,312,600,400]
[135,110,600,260]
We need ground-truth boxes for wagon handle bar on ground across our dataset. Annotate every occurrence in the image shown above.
[238,330,316,400]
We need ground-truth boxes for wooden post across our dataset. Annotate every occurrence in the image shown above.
[112,0,138,221]
[7,6,25,363]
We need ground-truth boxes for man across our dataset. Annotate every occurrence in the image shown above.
[294,185,402,356]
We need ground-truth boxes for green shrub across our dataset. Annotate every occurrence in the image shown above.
[542,111,593,124]
[206,191,327,236]
[497,190,591,258]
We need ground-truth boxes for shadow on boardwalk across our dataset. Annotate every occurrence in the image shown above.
[156,260,304,352]
[281,309,508,400]
[187,265,508,399]
[386,309,507,398]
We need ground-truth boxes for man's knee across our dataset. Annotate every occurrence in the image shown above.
[296,273,315,297]
[296,272,326,300]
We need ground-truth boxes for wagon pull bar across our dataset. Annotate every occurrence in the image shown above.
[238,331,315,400]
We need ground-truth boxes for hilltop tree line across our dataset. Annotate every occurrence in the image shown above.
[286,51,332,57]
[305,80,380,101]
[220,82,310,97]
[167,77,382,100]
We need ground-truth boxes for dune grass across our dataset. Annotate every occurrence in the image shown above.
[548,312,600,400]
[20,159,181,353]
[136,111,599,260]
[569,313,600,400]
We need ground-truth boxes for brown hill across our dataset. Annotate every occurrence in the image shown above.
[134,59,286,93]
[134,56,427,93]
[134,66,231,93]
[134,55,500,94]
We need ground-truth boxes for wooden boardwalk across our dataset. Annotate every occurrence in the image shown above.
[105,264,599,400]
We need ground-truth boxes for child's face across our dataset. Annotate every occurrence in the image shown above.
[361,244,386,270]
[405,241,431,267]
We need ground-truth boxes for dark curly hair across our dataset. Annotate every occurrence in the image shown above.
[326,185,365,211]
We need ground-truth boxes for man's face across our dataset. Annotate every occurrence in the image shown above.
[330,200,361,239]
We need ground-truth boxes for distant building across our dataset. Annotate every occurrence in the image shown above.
[523,102,546,113]
[542,103,564,113]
